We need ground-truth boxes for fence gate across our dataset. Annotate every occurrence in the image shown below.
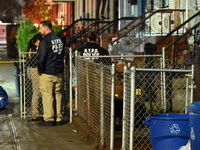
[121,66,194,150]
[19,52,43,118]
[19,50,68,119]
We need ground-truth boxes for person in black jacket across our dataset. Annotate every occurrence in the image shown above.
[77,32,111,65]
[27,33,43,121]
[37,21,64,126]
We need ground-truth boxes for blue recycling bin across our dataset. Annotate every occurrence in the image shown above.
[144,113,190,150]
[187,101,200,150]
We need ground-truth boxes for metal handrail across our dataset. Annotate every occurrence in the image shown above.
[154,11,200,48]
[110,9,185,45]
[164,22,200,51]
[64,20,111,46]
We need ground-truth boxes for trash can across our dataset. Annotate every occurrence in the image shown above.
[144,113,190,150]
[187,101,200,150]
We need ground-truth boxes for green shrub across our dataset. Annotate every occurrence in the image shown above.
[17,19,63,53]
[16,20,39,52]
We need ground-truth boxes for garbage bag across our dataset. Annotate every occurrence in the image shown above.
[0,86,8,109]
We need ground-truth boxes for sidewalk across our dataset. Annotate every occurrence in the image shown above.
[0,60,96,150]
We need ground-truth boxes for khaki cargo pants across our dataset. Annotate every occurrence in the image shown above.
[39,73,63,122]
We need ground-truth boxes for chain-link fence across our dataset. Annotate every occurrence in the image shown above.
[121,66,193,150]
[18,48,194,149]
[75,58,112,148]
[70,48,194,150]
[19,52,43,118]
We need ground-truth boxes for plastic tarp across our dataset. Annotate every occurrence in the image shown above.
[0,86,8,109]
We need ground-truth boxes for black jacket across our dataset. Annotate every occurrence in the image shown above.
[37,32,64,75]
[77,42,111,65]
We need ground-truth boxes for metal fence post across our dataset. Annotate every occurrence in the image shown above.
[162,47,167,112]
[69,47,73,123]
[19,51,23,118]
[22,53,26,119]
[74,50,78,113]
[110,63,115,150]
[185,64,195,112]
[100,64,104,148]
[130,66,136,149]
[122,65,127,150]
[191,64,194,103]
[185,74,189,113]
